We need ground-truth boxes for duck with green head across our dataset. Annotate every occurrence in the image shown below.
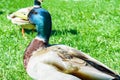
[23,5,120,80]
[7,0,43,36]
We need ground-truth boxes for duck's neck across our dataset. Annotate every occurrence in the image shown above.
[36,23,51,44]
[23,37,48,69]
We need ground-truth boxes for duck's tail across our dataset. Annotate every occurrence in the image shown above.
[113,75,120,80]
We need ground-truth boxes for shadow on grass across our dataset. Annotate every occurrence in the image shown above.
[0,11,4,15]
[19,29,36,34]
[51,29,78,36]
[20,29,78,36]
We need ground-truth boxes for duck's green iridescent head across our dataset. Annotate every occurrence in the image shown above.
[28,7,52,43]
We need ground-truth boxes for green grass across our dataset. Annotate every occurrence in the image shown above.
[0,0,120,79]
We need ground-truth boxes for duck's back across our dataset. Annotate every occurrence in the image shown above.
[26,44,119,80]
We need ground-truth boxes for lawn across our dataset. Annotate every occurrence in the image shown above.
[0,0,120,79]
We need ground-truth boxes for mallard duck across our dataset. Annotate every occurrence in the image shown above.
[23,6,120,80]
[7,0,43,36]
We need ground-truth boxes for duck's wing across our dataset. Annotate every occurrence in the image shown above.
[7,7,32,25]
[7,0,44,24]
[27,44,120,80]
[50,45,120,80]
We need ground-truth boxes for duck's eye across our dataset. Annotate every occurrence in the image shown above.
[33,12,38,14]
[29,10,38,16]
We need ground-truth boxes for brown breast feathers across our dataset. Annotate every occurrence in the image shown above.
[23,39,46,69]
